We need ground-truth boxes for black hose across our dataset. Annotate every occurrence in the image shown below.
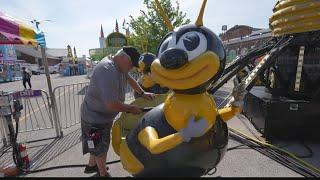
[7,114,121,175]
[19,160,121,174]
[294,141,314,159]
[229,131,319,177]
[0,145,11,158]
[227,144,263,151]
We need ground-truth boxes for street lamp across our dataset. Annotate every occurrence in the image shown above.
[30,19,62,137]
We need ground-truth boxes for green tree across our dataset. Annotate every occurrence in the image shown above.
[127,0,190,54]
[89,53,106,61]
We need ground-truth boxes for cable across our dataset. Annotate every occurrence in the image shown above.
[229,132,317,177]
[0,145,11,158]
[227,144,263,152]
[295,141,313,159]
[229,127,320,174]
[228,127,320,177]
[19,160,121,174]
[6,114,122,175]
[229,132,314,177]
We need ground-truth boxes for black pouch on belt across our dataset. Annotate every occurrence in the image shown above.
[88,127,102,148]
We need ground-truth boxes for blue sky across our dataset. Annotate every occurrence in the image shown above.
[0,0,278,57]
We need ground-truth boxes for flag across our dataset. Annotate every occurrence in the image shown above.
[115,19,119,32]
[122,19,126,27]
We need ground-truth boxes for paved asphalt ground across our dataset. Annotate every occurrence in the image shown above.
[0,74,319,177]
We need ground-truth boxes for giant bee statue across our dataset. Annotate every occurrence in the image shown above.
[112,0,246,177]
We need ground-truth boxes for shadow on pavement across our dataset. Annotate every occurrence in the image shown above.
[30,128,81,170]
[0,128,82,171]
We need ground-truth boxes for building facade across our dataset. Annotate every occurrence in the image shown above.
[220,25,272,62]
[15,45,67,66]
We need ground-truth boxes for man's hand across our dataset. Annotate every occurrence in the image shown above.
[142,92,155,101]
[129,105,143,115]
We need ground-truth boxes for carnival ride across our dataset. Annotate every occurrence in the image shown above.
[59,45,87,76]
[0,0,319,178]
[209,0,320,141]
[133,52,169,98]
[111,0,247,177]
[111,0,320,177]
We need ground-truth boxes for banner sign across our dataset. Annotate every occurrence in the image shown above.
[0,44,17,63]
[13,90,42,99]
[106,32,127,47]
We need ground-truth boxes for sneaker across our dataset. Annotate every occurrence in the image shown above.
[84,165,98,174]
[84,165,109,174]
[92,171,111,177]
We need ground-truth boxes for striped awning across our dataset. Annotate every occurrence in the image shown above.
[0,12,46,47]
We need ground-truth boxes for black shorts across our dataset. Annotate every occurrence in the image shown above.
[81,120,112,157]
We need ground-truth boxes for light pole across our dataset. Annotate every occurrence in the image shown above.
[31,20,62,138]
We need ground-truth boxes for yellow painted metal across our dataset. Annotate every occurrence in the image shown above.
[274,0,314,11]
[141,74,156,88]
[270,0,320,36]
[111,120,121,156]
[151,52,220,90]
[195,0,207,27]
[119,139,144,174]
[163,92,216,131]
[218,106,242,122]
[138,126,183,154]
[154,0,174,31]
[111,94,167,140]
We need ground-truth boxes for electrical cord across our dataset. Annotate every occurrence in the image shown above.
[227,144,263,152]
[7,114,122,175]
[0,145,12,158]
[228,127,320,177]
[229,132,316,177]
[19,160,121,174]
[295,141,313,159]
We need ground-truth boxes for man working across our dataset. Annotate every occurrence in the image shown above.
[81,46,155,177]
[21,67,32,89]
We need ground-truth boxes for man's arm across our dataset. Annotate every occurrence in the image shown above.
[106,100,142,115]
[127,74,144,95]
[127,74,155,100]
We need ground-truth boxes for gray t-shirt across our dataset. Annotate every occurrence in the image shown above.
[81,57,128,125]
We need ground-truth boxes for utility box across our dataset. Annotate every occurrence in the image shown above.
[243,86,320,141]
[0,93,13,116]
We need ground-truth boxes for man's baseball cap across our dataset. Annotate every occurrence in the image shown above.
[122,46,141,68]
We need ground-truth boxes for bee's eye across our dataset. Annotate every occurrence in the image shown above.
[183,33,200,51]
[160,40,169,53]
[177,31,207,61]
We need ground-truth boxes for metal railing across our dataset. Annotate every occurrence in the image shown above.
[53,72,140,131]
[53,82,89,130]
[0,90,57,148]
[19,90,54,132]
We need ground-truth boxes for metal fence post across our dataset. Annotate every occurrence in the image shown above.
[40,47,62,138]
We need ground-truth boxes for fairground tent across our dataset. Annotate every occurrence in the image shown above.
[0,11,45,47]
